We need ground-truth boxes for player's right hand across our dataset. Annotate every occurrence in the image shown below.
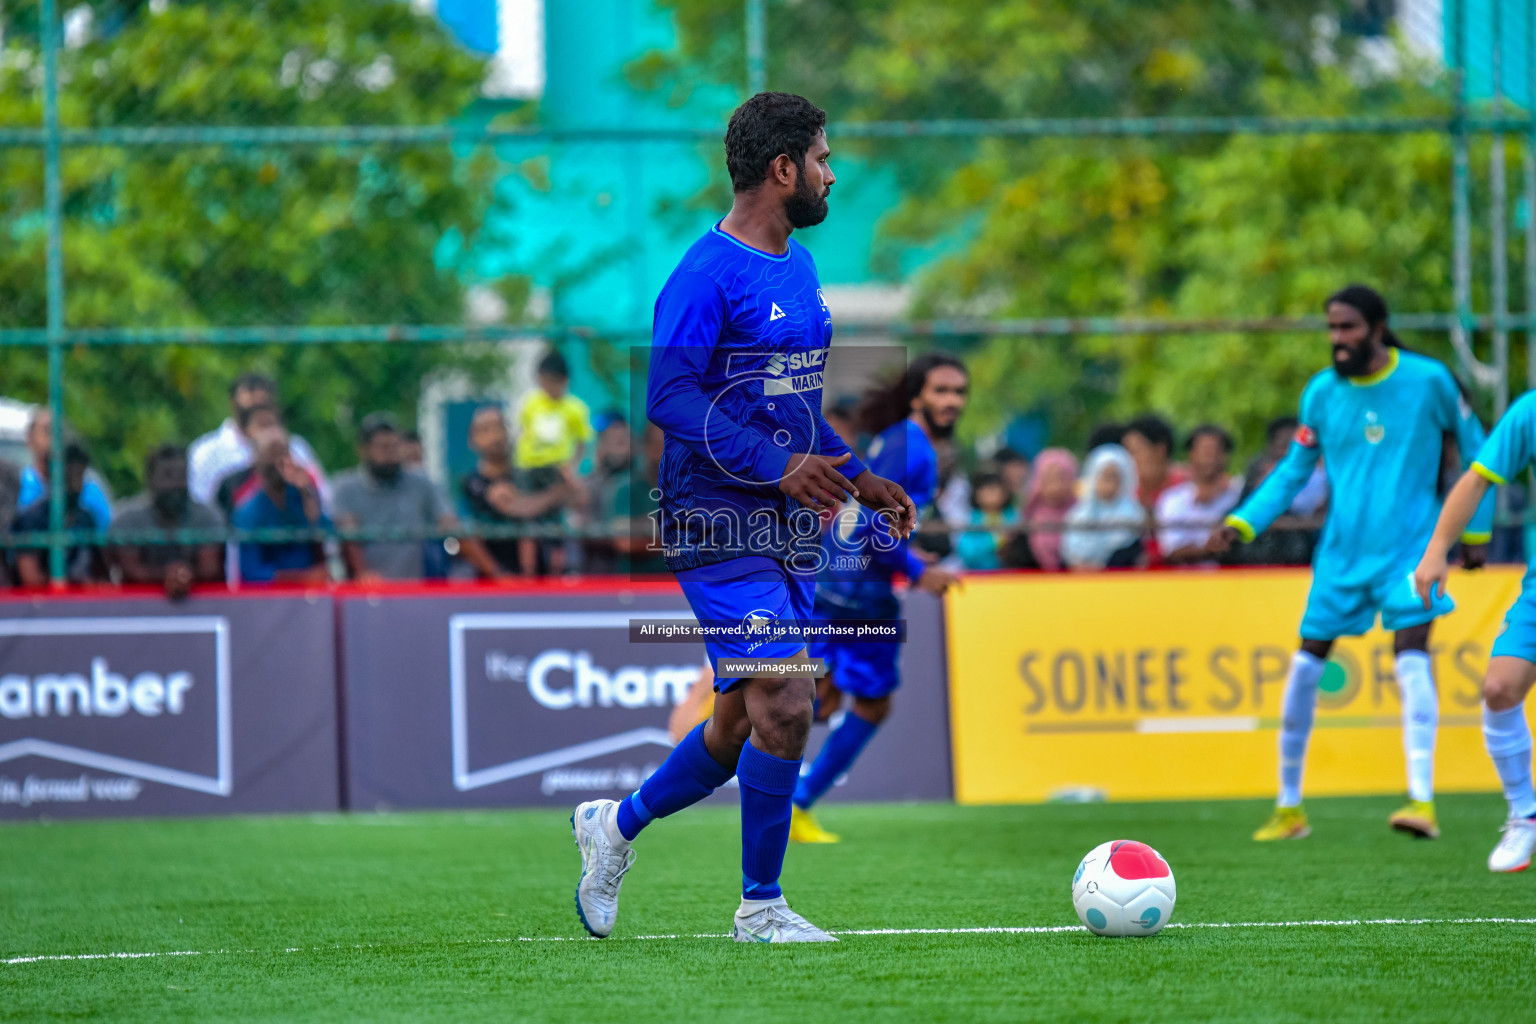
[915,567,960,596]
[1413,551,1450,609]
[1206,525,1242,555]
[779,452,857,511]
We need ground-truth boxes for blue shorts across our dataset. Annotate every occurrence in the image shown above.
[677,556,815,693]
[1492,574,1536,662]
[1299,569,1445,641]
[807,595,903,699]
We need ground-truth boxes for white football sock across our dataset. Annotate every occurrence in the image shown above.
[1396,650,1437,804]
[1484,703,1536,819]
[1278,651,1325,808]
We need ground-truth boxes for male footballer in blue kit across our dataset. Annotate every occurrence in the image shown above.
[570,92,915,943]
[790,353,967,844]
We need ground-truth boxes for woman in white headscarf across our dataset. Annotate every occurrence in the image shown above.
[1062,444,1147,569]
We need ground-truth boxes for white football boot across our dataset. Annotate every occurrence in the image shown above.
[572,799,635,937]
[732,896,838,943]
[1488,816,1536,873]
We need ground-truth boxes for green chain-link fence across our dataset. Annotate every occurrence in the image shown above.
[1,0,1534,579]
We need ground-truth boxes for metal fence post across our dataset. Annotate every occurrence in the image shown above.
[745,0,766,96]
[1495,0,1511,421]
[41,0,66,584]
[1526,0,1536,390]
[1452,0,1478,385]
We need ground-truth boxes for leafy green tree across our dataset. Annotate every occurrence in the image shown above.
[0,0,509,492]
[653,1,1512,454]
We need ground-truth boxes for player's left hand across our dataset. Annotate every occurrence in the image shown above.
[1413,550,1450,609]
[850,469,917,538]
[1462,543,1488,571]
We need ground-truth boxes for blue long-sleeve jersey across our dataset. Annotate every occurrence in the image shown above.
[816,417,937,613]
[1227,349,1495,588]
[646,225,866,572]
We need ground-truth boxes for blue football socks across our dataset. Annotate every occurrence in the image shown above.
[615,722,735,842]
[738,739,802,901]
[794,712,878,810]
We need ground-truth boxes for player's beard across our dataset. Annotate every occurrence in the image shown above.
[1331,341,1376,378]
[920,406,957,440]
[784,168,829,228]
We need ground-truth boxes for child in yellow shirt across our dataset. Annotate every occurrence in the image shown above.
[515,350,594,574]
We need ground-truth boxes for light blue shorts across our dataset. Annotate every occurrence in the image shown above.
[1492,576,1536,663]
[1299,569,1449,641]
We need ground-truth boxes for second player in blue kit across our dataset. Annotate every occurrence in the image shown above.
[568,92,917,944]
[789,353,967,844]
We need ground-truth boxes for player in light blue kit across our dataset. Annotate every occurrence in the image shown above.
[569,93,915,943]
[1416,391,1536,871]
[1209,285,1492,842]
[789,353,967,844]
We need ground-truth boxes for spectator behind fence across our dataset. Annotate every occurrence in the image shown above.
[234,430,329,585]
[333,413,505,582]
[606,422,670,575]
[934,439,972,528]
[19,408,113,531]
[1123,414,1188,513]
[580,410,635,574]
[1086,421,1127,451]
[1025,447,1079,571]
[189,372,330,510]
[514,350,593,576]
[1062,444,1146,570]
[0,458,18,586]
[1228,416,1327,567]
[956,471,1021,570]
[401,429,425,469]
[461,404,571,575]
[995,448,1030,504]
[1242,415,1328,516]
[210,403,287,518]
[1157,425,1243,566]
[109,444,224,599]
[12,443,106,586]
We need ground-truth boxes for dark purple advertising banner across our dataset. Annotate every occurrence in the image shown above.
[0,595,339,819]
[341,587,951,809]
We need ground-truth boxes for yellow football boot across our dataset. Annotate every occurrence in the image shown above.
[789,805,841,844]
[1389,800,1440,839]
[1253,805,1311,841]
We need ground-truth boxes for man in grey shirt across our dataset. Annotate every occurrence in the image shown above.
[333,413,505,581]
[109,444,225,599]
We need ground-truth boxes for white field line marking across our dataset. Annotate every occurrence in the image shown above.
[7,917,1536,964]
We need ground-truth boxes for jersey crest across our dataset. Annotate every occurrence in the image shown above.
[1364,411,1385,445]
[769,302,786,321]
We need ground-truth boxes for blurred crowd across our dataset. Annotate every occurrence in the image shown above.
[0,351,670,595]
[898,413,1327,574]
[0,357,1329,593]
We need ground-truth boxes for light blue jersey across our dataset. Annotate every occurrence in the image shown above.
[1228,348,1494,639]
[1472,391,1536,661]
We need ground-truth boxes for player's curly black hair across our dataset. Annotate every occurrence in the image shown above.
[724,92,827,193]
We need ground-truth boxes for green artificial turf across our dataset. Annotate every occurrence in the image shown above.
[3,795,1535,1022]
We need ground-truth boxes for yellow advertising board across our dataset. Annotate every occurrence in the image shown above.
[946,567,1531,805]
